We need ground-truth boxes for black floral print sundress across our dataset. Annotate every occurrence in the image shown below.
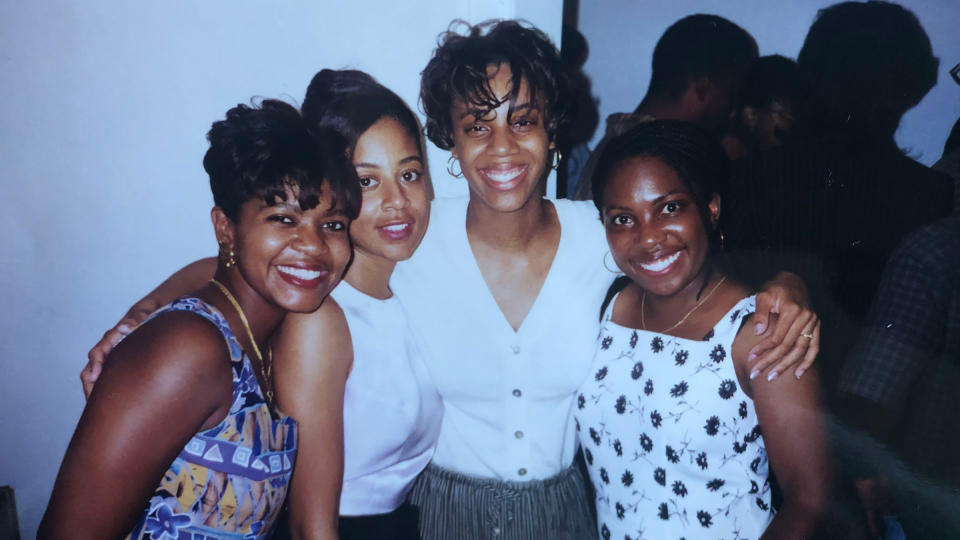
[575,293,773,540]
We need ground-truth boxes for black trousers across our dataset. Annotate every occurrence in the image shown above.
[271,501,421,539]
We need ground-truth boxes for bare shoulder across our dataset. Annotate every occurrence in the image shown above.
[105,310,233,397]
[273,297,352,377]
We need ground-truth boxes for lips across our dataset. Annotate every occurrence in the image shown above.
[377,220,414,241]
[478,163,528,192]
[636,251,681,275]
[276,264,329,289]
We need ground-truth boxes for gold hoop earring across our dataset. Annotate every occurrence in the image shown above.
[603,251,623,274]
[218,242,236,268]
[550,149,563,171]
[446,155,463,178]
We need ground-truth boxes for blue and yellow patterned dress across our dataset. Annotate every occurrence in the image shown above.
[125,297,297,540]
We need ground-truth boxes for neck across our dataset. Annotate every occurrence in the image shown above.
[465,192,553,250]
[643,263,723,324]
[636,94,698,124]
[344,249,396,300]
[208,267,285,353]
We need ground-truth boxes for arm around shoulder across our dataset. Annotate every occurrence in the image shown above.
[272,297,353,540]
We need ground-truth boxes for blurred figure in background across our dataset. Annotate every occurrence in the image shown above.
[722,55,804,160]
[574,13,757,200]
[722,2,955,537]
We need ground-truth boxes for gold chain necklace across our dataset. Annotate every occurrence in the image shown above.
[641,275,728,334]
[209,279,275,408]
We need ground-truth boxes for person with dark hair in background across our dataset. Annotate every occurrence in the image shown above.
[722,55,804,160]
[41,100,360,539]
[574,14,758,200]
[721,2,955,536]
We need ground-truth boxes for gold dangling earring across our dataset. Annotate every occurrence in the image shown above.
[603,251,623,274]
[446,155,463,178]
[550,149,563,171]
[719,229,726,251]
[218,242,236,268]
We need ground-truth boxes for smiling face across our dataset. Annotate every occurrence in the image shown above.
[602,155,720,299]
[216,184,353,313]
[349,117,430,264]
[450,63,551,212]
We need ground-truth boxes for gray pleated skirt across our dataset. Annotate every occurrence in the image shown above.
[408,463,597,540]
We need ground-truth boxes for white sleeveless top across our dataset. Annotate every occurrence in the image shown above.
[575,293,774,540]
[331,281,442,515]
[391,196,616,481]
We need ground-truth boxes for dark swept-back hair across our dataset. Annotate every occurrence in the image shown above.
[203,99,361,222]
[647,14,758,100]
[797,1,938,137]
[420,19,573,150]
[302,69,423,158]
[591,120,730,246]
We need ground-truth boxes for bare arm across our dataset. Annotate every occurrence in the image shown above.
[734,320,831,540]
[41,312,232,539]
[82,257,217,397]
[272,298,353,540]
[749,272,820,381]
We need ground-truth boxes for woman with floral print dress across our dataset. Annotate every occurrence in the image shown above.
[575,120,830,540]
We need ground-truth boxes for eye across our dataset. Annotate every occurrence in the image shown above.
[268,214,296,225]
[400,169,422,183]
[512,117,536,131]
[358,176,379,190]
[465,123,488,137]
[608,214,634,227]
[323,220,347,232]
[661,201,682,214]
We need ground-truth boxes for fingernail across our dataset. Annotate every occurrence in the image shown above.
[795,369,805,379]
[748,351,757,361]
[750,370,760,380]
[117,323,132,333]
[754,323,765,335]
[767,371,779,382]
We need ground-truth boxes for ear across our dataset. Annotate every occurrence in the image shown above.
[741,106,759,130]
[693,76,714,104]
[707,193,722,228]
[450,148,459,161]
[211,206,236,250]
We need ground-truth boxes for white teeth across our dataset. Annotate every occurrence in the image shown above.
[484,167,524,183]
[277,266,321,280]
[382,223,410,232]
[640,252,680,272]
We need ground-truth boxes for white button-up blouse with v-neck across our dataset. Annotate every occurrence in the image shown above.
[391,196,615,481]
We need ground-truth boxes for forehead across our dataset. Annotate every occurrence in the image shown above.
[353,117,421,163]
[454,63,539,116]
[605,156,689,204]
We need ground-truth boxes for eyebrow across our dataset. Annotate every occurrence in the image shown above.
[353,155,423,169]
[457,101,536,121]
[604,189,688,212]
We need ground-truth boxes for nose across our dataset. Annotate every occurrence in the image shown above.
[293,222,331,256]
[487,124,519,156]
[637,220,665,249]
[382,178,410,211]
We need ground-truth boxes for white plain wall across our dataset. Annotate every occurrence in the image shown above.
[579,0,960,164]
[0,1,560,536]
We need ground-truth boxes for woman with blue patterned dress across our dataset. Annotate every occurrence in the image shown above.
[39,100,361,539]
[575,121,830,540]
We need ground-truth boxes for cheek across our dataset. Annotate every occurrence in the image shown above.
[330,235,354,271]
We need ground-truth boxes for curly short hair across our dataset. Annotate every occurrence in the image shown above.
[302,69,423,158]
[203,99,361,222]
[420,19,573,150]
